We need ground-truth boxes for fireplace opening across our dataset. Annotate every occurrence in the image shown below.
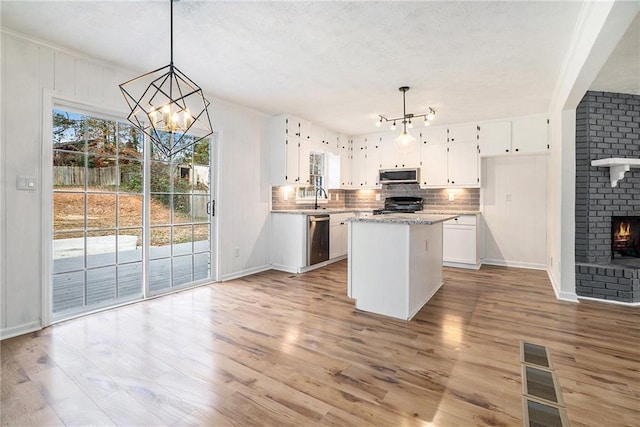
[612,216,640,259]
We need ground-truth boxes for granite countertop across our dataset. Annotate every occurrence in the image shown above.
[271,209,480,216]
[271,208,372,214]
[348,213,458,225]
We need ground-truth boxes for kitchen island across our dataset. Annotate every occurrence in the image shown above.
[347,213,457,320]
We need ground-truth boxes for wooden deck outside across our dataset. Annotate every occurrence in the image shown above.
[52,242,210,315]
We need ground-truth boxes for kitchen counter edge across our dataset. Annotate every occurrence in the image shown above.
[348,213,459,225]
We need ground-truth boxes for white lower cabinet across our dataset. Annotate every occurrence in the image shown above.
[270,213,307,273]
[330,213,354,259]
[443,214,480,269]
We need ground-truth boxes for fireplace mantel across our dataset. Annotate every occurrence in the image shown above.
[591,158,640,188]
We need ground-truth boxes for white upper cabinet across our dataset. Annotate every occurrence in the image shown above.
[479,114,549,157]
[422,126,448,145]
[420,141,448,187]
[448,123,478,143]
[324,129,339,153]
[268,114,300,185]
[310,124,326,151]
[478,121,511,157]
[366,136,382,186]
[351,136,380,188]
[340,137,352,188]
[268,114,339,185]
[512,114,549,154]
[448,142,479,187]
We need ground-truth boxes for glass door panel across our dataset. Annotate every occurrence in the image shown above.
[51,109,144,319]
[148,134,212,295]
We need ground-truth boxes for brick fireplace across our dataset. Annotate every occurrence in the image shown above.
[575,91,640,303]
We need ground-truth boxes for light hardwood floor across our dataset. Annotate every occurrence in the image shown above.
[1,262,639,426]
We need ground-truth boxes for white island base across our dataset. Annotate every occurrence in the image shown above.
[348,217,448,321]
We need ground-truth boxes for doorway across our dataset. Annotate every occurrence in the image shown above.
[50,106,216,320]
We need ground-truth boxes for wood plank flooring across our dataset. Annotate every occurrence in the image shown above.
[2,262,639,426]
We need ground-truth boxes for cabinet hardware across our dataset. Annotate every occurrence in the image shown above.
[515,148,519,152]
[506,149,509,152]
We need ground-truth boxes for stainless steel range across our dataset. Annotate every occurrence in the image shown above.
[373,196,424,215]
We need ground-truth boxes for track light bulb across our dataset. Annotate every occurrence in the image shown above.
[375,118,382,127]
[407,119,413,129]
[427,109,435,121]
[391,121,396,131]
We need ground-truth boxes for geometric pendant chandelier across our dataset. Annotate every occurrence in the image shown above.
[120,0,213,158]
[375,86,436,153]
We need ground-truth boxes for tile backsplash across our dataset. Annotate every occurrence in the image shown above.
[272,184,480,212]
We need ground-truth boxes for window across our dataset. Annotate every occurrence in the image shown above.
[297,151,327,201]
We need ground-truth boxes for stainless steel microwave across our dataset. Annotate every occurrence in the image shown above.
[379,168,419,184]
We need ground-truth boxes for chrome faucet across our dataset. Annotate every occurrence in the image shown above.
[314,185,328,209]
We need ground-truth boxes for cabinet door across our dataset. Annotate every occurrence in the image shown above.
[448,141,478,186]
[310,124,325,152]
[298,118,312,141]
[340,140,352,187]
[285,136,300,184]
[421,143,448,187]
[448,124,478,143]
[352,137,367,187]
[298,138,311,185]
[398,132,421,168]
[479,121,511,157]
[421,126,448,145]
[379,133,396,169]
[325,129,338,153]
[512,114,548,154]
[329,222,341,259]
[365,137,381,186]
[443,225,477,264]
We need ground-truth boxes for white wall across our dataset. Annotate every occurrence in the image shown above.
[481,155,548,269]
[0,31,271,338]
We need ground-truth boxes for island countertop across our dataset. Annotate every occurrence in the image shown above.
[348,213,458,225]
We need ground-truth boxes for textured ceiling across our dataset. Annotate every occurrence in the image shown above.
[1,0,626,136]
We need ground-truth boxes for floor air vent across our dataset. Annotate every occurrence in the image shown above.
[520,342,569,427]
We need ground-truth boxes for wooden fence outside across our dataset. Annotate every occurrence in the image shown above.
[54,166,118,187]
[53,166,208,217]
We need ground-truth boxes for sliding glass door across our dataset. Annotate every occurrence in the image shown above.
[51,107,214,320]
[148,134,213,294]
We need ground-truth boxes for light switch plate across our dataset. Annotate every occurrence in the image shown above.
[375,194,381,201]
[17,176,37,191]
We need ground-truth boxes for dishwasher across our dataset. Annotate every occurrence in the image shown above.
[308,215,330,265]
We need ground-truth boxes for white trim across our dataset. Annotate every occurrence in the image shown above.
[577,296,640,307]
[41,89,54,327]
[220,265,272,282]
[212,132,221,282]
[1,322,42,340]
[1,32,6,332]
[547,267,579,303]
[482,259,547,271]
[444,261,481,270]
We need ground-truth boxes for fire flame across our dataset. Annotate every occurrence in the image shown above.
[614,221,631,241]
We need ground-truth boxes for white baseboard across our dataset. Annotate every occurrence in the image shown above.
[443,261,481,270]
[1,321,42,340]
[547,267,579,303]
[482,259,547,270]
[220,265,272,282]
[578,296,640,307]
[271,255,347,275]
